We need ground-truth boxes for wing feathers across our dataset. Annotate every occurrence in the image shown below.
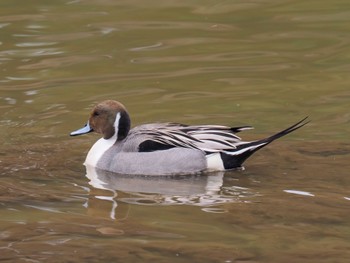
[135,123,245,153]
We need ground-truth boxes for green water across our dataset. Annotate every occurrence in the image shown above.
[1,0,350,262]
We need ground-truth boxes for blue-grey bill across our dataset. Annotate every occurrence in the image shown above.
[70,122,93,136]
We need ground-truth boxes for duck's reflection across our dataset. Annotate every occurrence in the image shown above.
[84,165,256,219]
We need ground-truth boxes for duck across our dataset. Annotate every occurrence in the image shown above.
[70,100,308,176]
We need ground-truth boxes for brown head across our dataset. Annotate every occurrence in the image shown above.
[70,100,131,140]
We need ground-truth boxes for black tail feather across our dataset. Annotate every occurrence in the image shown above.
[244,116,309,148]
[222,117,309,169]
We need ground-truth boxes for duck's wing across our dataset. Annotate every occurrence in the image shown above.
[179,124,253,152]
[129,123,253,153]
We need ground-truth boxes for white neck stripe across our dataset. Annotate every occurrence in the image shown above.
[113,112,121,140]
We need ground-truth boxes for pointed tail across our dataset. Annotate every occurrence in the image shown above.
[221,117,309,169]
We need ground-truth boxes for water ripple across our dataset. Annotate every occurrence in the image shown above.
[0,48,64,57]
[129,42,164,51]
[15,42,58,47]
[284,189,315,197]
[95,20,237,31]
[131,51,279,64]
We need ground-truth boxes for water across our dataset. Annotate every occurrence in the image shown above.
[1,0,350,262]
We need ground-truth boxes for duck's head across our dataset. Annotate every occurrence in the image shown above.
[70,100,131,140]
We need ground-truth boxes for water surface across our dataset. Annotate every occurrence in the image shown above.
[1,0,350,262]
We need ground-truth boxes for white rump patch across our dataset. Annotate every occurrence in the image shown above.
[206,153,224,171]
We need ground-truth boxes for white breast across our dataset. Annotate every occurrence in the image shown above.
[84,112,120,167]
[84,137,116,167]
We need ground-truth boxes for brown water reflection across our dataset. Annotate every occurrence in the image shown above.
[1,0,350,262]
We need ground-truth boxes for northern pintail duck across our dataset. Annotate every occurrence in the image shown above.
[71,100,308,175]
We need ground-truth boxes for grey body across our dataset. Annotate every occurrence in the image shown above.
[97,147,206,175]
[96,124,207,175]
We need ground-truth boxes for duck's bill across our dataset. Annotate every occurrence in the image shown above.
[70,122,93,136]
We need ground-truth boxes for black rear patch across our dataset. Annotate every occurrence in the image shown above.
[220,151,253,169]
[139,140,175,152]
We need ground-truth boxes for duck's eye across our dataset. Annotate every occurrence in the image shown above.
[93,111,100,117]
